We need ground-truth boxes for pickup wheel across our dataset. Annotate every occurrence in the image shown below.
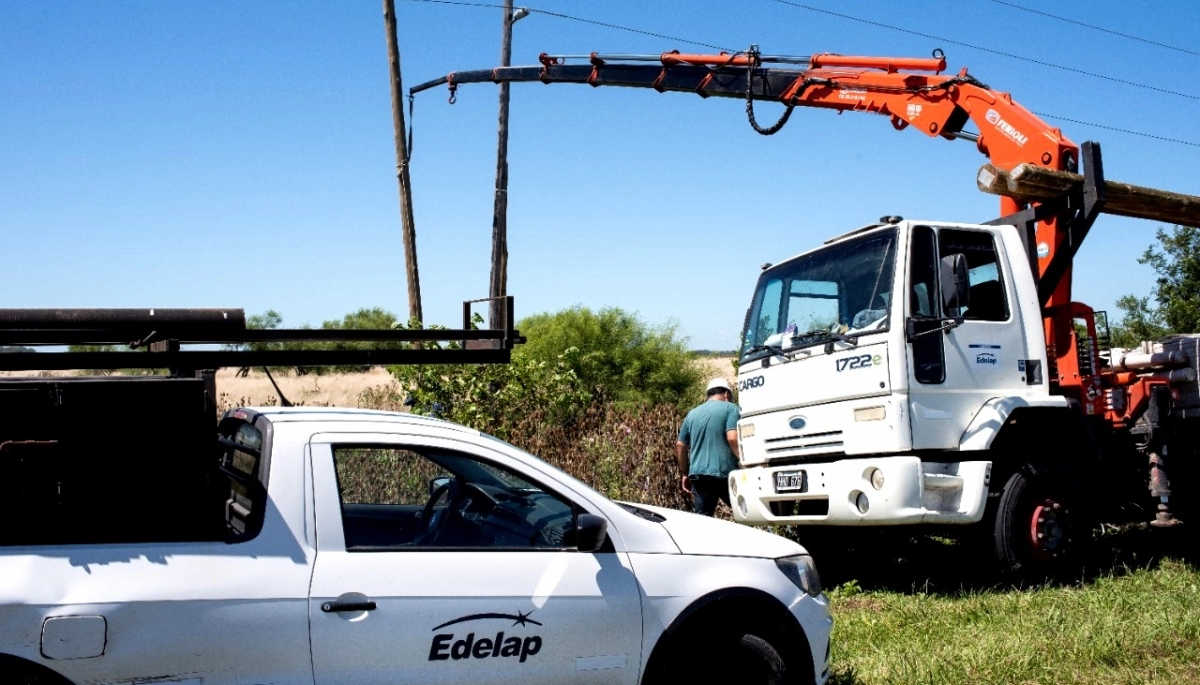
[733,633,790,685]
[0,657,72,685]
[666,629,795,685]
[993,463,1083,577]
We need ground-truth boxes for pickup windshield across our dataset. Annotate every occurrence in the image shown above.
[740,228,898,363]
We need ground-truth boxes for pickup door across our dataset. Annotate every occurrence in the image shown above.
[307,432,643,685]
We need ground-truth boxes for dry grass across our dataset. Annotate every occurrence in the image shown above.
[694,356,736,388]
[212,367,394,411]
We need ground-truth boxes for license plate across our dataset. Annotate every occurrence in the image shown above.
[774,470,807,493]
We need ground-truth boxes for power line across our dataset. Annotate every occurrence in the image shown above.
[768,0,1200,101]
[397,0,1199,148]
[1034,112,1200,148]
[395,0,730,51]
[986,0,1200,58]
[528,8,731,51]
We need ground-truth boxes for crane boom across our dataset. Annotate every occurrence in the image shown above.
[410,51,1078,175]
[411,49,1089,308]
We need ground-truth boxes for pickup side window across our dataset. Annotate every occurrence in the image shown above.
[332,446,578,551]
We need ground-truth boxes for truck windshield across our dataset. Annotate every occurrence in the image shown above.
[740,228,897,362]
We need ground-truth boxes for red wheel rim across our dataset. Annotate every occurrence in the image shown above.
[1029,498,1068,560]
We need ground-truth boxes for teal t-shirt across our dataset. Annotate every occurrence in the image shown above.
[677,399,741,477]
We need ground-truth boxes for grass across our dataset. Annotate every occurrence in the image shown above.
[819,529,1200,685]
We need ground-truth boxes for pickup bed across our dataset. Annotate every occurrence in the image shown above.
[1,399,832,685]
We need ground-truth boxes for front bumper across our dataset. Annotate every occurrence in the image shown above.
[729,456,991,525]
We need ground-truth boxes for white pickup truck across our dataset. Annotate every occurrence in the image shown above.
[0,401,832,685]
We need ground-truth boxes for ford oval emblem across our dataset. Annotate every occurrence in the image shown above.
[788,416,807,431]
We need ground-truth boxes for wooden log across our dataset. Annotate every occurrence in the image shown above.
[977,163,1200,227]
[1009,164,1077,194]
[976,164,1059,203]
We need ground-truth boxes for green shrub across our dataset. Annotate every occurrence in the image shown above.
[515,306,703,409]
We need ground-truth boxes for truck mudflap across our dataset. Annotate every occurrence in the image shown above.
[729,457,991,526]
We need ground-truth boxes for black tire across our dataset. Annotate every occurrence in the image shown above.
[0,657,71,685]
[992,462,1084,577]
[734,633,790,685]
[670,629,798,685]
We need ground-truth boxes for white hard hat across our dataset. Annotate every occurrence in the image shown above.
[706,377,732,394]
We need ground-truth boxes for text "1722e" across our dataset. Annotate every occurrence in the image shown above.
[836,354,882,372]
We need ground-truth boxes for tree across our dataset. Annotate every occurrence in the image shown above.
[238,307,402,374]
[379,307,703,436]
[1109,295,1166,349]
[514,307,702,409]
[1141,225,1200,333]
[1111,225,1200,346]
[380,316,591,439]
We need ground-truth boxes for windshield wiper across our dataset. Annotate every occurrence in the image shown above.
[793,329,859,353]
[748,343,792,361]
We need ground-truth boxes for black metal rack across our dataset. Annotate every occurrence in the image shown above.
[0,296,523,372]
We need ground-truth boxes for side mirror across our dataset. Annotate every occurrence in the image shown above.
[429,476,451,498]
[939,253,970,311]
[575,514,609,552]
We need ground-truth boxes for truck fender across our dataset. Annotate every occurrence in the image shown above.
[959,396,1071,451]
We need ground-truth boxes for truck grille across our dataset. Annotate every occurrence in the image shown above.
[763,430,844,461]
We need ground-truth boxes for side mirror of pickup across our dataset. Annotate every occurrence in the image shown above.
[575,514,609,552]
[939,253,970,311]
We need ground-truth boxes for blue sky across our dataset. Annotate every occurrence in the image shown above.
[2,1,1197,350]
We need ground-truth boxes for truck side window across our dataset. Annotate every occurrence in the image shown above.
[938,229,1008,321]
[909,225,945,384]
[333,447,578,550]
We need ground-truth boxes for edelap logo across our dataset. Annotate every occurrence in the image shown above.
[985,109,1029,147]
[428,612,544,663]
[976,353,999,366]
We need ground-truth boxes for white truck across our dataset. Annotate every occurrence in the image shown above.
[0,306,831,685]
[729,194,1200,574]
[410,46,1200,575]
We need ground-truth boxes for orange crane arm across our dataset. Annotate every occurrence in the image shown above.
[411,49,1081,305]
[412,50,1078,175]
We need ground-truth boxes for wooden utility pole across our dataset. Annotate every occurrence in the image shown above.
[977,163,1200,228]
[383,0,423,322]
[488,0,515,330]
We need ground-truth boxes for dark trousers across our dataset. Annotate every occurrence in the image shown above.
[689,474,731,516]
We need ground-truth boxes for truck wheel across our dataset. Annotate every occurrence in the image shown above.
[993,463,1082,577]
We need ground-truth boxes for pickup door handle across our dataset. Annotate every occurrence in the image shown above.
[321,600,377,613]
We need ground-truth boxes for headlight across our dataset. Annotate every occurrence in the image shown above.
[775,554,822,597]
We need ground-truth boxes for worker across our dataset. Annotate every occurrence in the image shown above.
[676,377,741,516]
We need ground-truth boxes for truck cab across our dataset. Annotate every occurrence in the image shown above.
[730,218,1069,527]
